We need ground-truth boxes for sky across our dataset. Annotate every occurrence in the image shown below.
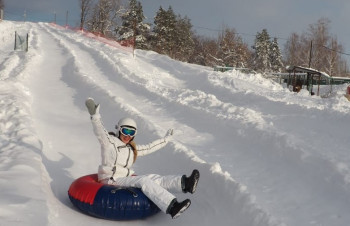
[3,0,350,61]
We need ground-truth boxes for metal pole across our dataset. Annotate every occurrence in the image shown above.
[14,31,17,50]
[317,74,320,96]
[66,11,69,27]
[307,41,313,95]
[26,33,29,52]
[308,40,313,68]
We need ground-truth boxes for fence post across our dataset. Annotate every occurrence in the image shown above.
[14,31,17,51]
[26,33,29,52]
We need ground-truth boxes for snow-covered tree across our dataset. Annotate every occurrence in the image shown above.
[116,0,150,49]
[86,0,123,36]
[152,6,177,56]
[253,29,272,73]
[269,37,284,72]
[173,15,194,61]
[218,28,251,68]
[152,7,195,61]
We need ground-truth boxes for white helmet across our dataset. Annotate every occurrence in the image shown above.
[116,117,137,130]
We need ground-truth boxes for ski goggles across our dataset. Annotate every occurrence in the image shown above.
[120,127,137,137]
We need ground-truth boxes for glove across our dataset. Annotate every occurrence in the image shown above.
[85,98,100,116]
[164,129,174,141]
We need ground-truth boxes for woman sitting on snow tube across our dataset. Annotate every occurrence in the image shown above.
[69,98,200,220]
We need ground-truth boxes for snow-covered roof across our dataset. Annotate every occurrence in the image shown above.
[286,65,350,82]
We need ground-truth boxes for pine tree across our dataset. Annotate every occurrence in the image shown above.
[152,7,195,61]
[269,38,284,72]
[152,6,166,54]
[253,29,272,73]
[153,6,177,56]
[173,15,194,61]
[116,0,150,49]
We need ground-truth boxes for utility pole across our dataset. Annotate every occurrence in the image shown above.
[308,41,313,95]
[308,40,313,68]
[66,10,69,27]
[14,31,17,50]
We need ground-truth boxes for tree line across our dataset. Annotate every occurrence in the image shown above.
[78,0,349,76]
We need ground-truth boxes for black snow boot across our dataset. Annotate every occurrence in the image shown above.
[167,198,191,219]
[182,169,200,194]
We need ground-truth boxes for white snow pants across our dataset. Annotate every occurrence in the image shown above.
[101,174,183,213]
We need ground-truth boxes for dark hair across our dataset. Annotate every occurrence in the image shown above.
[108,132,117,136]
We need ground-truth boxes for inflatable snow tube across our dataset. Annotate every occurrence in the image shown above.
[68,174,160,220]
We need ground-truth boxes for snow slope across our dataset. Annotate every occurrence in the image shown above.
[1,21,350,226]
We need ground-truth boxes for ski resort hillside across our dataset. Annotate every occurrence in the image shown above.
[1,20,350,226]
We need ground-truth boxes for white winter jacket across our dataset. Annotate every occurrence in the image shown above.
[90,113,169,181]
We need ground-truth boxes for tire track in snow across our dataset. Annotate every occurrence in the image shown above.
[136,54,350,225]
[133,50,350,203]
[205,71,350,188]
[142,55,350,194]
[0,83,50,226]
[0,52,21,81]
[24,23,105,226]
[42,24,271,132]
